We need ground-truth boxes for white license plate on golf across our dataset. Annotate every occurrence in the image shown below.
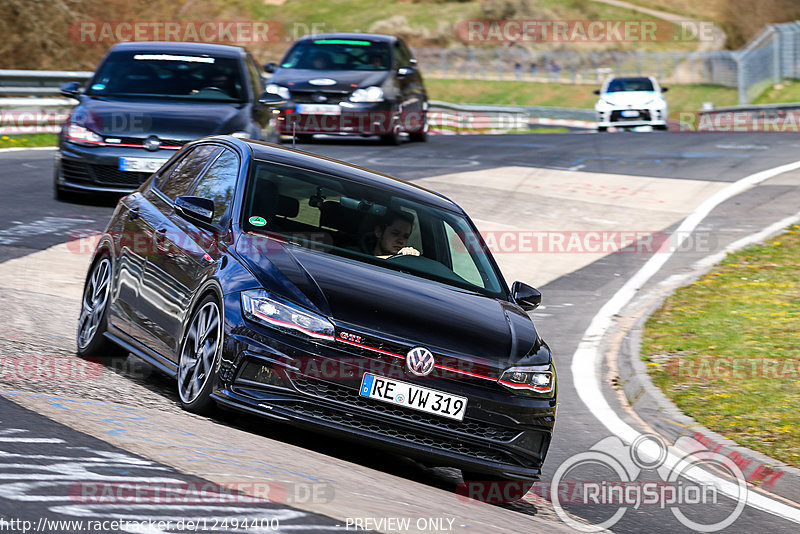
[359,373,467,421]
[295,104,341,115]
[118,157,168,173]
[621,110,640,118]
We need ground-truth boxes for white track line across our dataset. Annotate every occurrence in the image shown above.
[571,159,800,523]
[0,147,57,153]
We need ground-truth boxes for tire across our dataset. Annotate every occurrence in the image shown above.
[460,471,534,503]
[408,129,427,142]
[380,127,401,145]
[654,124,668,131]
[409,113,428,142]
[77,256,125,359]
[296,134,314,144]
[597,126,608,132]
[177,294,222,415]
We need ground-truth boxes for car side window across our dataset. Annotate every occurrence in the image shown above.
[394,42,411,67]
[190,148,240,226]
[157,145,221,201]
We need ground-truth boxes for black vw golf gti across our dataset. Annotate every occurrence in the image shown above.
[78,136,556,499]
[55,41,283,197]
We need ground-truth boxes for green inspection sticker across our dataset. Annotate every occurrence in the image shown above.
[249,216,267,226]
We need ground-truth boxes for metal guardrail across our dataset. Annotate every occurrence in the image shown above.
[0,93,597,136]
[0,70,92,97]
[699,101,800,113]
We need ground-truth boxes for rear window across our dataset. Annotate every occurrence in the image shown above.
[280,40,390,71]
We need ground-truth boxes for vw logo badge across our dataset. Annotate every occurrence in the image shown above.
[406,347,435,377]
[144,135,161,151]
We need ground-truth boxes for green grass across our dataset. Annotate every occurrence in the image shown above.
[0,133,58,148]
[754,81,800,105]
[425,79,739,117]
[641,225,800,467]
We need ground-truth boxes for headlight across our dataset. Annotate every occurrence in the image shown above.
[266,84,290,100]
[499,363,556,397]
[241,289,334,341]
[65,123,103,146]
[349,86,384,103]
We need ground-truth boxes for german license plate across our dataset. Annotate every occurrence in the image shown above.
[118,157,168,173]
[359,373,467,421]
[621,110,640,118]
[295,104,341,115]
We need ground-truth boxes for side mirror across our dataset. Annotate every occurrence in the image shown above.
[258,91,287,107]
[175,196,215,225]
[398,66,416,77]
[511,281,542,311]
[593,89,601,95]
[61,81,82,99]
[263,62,276,73]
[661,86,669,93]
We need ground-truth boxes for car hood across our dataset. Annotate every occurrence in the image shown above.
[270,69,389,92]
[76,97,248,140]
[599,91,662,107]
[235,235,540,369]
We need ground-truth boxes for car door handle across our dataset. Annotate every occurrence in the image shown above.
[128,207,140,221]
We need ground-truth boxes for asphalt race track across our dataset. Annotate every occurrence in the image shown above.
[1,132,799,534]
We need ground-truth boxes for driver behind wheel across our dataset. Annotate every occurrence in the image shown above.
[371,210,420,258]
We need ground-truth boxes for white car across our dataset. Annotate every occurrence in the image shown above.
[594,76,668,131]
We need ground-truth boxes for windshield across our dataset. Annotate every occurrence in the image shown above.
[280,40,390,71]
[86,52,246,101]
[242,161,506,298]
[606,78,654,92]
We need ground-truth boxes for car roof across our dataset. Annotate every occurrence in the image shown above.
[221,137,459,212]
[108,41,246,58]
[293,33,398,44]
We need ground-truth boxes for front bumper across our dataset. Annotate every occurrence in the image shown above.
[213,297,556,480]
[595,108,667,128]
[55,140,181,194]
[276,102,399,136]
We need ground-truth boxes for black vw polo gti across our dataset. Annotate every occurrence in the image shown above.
[78,136,556,498]
[55,41,282,198]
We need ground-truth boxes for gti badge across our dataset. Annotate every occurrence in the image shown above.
[406,347,435,377]
[144,135,161,151]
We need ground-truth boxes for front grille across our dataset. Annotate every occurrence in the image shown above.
[119,137,188,148]
[291,402,517,465]
[61,160,92,183]
[610,110,652,122]
[290,90,349,104]
[61,160,150,187]
[295,379,521,442]
[90,165,150,186]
